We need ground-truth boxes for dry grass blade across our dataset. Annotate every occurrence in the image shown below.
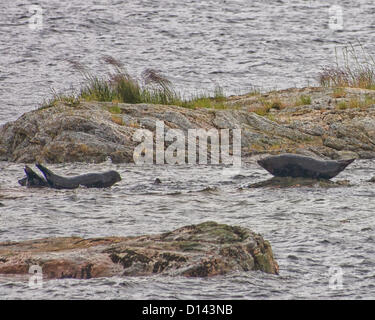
[103,55,133,85]
[142,69,172,90]
[102,55,124,70]
[319,42,375,89]
[65,59,88,74]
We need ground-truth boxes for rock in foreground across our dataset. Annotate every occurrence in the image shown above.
[0,222,279,279]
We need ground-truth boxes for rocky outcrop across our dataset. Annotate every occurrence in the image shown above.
[1,86,375,163]
[0,221,279,279]
[0,102,137,163]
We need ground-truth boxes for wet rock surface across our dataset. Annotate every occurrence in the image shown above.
[246,176,351,188]
[0,221,279,279]
[1,87,375,163]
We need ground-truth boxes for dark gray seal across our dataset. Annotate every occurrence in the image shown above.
[257,153,355,180]
[35,163,121,189]
[18,165,48,187]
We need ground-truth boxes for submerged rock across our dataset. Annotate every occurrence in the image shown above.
[247,176,351,188]
[0,221,279,279]
[153,178,162,185]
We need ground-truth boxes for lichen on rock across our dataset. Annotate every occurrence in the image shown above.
[0,221,279,279]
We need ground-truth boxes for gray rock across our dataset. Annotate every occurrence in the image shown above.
[2,86,375,163]
[0,221,279,279]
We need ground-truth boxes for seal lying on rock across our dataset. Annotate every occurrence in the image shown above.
[19,164,121,189]
[257,153,354,180]
[35,163,121,189]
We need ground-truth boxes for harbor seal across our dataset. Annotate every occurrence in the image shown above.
[35,163,121,189]
[257,153,354,180]
[18,165,48,187]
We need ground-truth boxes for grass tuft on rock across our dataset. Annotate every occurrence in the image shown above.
[41,90,80,109]
[319,43,375,90]
[335,95,375,110]
[41,57,230,110]
[294,95,312,106]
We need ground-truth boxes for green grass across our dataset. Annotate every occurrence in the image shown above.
[294,95,312,106]
[254,105,272,116]
[336,101,348,110]
[41,57,230,110]
[108,105,121,114]
[364,94,375,106]
[177,89,228,109]
[254,108,270,116]
[41,90,80,109]
[331,87,347,98]
[336,95,375,110]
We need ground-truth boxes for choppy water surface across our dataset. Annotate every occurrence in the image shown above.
[1,0,375,124]
[0,160,375,299]
[1,0,375,300]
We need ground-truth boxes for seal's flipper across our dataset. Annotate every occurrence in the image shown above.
[19,165,49,187]
[338,158,355,166]
[337,158,355,173]
[35,163,57,184]
[35,163,74,189]
[35,163,53,177]
[18,177,27,186]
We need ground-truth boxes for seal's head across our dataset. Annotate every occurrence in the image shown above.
[257,157,275,175]
[337,158,355,171]
[108,170,122,183]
